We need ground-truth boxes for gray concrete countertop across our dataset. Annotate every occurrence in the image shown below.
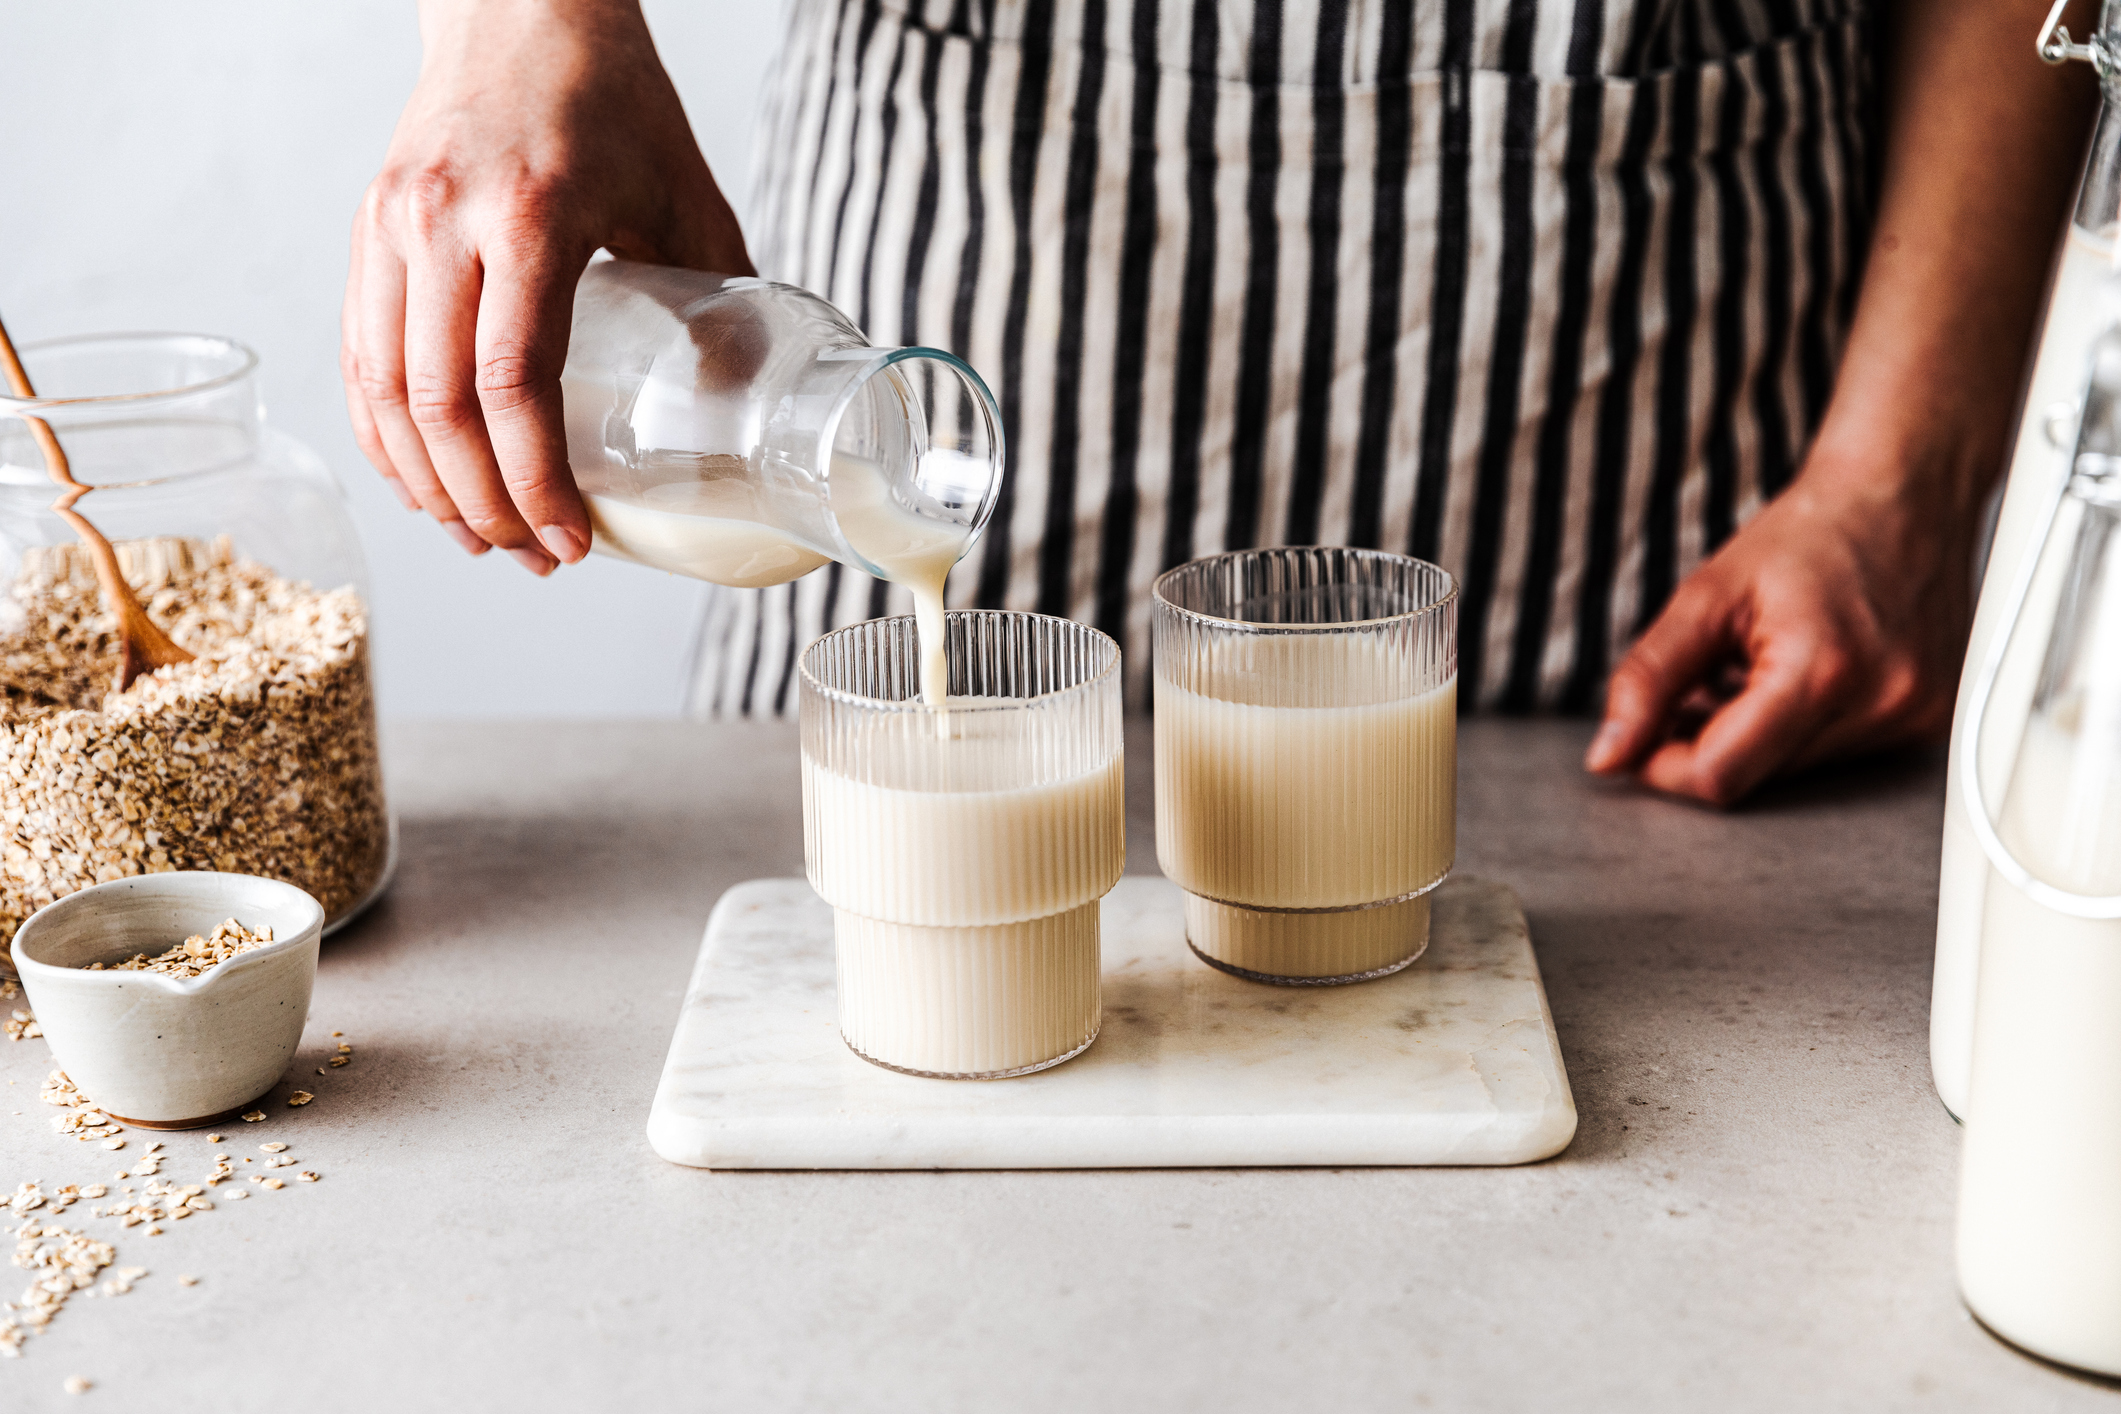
[1,719,2109,1411]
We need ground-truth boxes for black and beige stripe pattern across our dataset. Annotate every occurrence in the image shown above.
[691,0,1876,716]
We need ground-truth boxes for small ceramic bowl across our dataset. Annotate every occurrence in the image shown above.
[10,872,324,1129]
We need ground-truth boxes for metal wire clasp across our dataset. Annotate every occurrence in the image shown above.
[2041,0,2111,69]
[1960,322,2121,921]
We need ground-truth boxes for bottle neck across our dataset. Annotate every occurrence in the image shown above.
[2074,0,2121,237]
[768,347,1003,579]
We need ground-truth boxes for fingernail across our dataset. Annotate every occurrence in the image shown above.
[441,522,491,557]
[384,477,420,512]
[508,546,557,577]
[537,524,586,562]
[1585,720,1627,771]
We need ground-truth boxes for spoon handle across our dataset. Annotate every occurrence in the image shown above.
[0,313,194,690]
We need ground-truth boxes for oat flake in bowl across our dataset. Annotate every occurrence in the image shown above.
[10,871,324,1128]
[85,916,275,978]
[0,536,390,945]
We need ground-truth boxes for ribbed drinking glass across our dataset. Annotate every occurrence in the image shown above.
[800,611,1123,1078]
[1153,548,1457,984]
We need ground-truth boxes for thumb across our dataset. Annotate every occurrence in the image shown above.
[1587,578,1741,774]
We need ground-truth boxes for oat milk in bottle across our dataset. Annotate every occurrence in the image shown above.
[1932,2,2121,1118]
[1955,304,2121,1376]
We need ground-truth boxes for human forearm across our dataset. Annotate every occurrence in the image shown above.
[1584,1,2100,803]
[1802,0,2097,523]
[417,0,649,40]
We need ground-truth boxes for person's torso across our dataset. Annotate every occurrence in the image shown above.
[699,0,1875,718]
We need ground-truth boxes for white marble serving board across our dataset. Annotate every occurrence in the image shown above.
[646,875,1576,1170]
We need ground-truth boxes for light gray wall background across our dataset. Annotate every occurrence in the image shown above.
[0,1,786,717]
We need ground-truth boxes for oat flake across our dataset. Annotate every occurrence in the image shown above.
[0,539,386,945]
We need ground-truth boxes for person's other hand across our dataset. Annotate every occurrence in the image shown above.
[1582,459,1973,806]
[1579,0,2099,806]
[342,0,752,575]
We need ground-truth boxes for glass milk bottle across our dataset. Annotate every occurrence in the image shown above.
[560,260,1002,611]
[1932,1,2121,1119]
[1955,310,2121,1378]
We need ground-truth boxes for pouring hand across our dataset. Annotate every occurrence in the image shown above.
[341,0,752,574]
[1582,469,1970,806]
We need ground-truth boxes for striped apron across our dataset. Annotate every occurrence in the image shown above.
[691,0,1876,716]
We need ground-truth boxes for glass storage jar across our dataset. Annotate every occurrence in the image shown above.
[0,332,392,943]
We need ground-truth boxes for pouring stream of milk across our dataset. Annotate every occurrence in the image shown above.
[823,454,962,710]
[582,451,964,708]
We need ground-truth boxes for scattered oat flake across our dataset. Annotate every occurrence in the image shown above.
[221,1189,247,1201]
[79,1185,105,1199]
[177,1274,198,1286]
[295,1172,318,1183]
[258,1178,283,1191]
[64,1375,91,1394]
[205,1133,223,1143]
[240,1111,265,1123]
[286,1092,313,1107]
[1,1215,115,1357]
[327,1056,348,1068]
[260,1142,288,1153]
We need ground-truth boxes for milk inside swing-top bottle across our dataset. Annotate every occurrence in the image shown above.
[1930,0,2121,1119]
[1955,295,2121,1380]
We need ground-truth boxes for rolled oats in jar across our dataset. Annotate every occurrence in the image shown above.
[0,334,393,942]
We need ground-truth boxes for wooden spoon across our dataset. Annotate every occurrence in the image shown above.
[0,314,193,692]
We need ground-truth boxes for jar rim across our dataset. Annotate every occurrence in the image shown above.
[0,332,259,410]
[1152,547,1458,633]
